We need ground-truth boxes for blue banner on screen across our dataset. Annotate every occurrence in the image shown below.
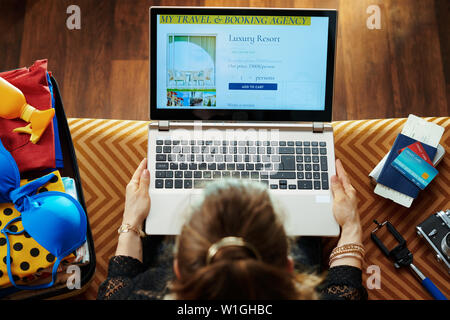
[156,14,329,111]
[229,83,278,90]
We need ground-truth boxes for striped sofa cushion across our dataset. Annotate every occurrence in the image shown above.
[68,117,450,300]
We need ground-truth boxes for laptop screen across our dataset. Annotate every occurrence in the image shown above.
[150,8,337,121]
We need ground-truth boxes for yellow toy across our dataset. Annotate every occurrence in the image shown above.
[0,77,55,144]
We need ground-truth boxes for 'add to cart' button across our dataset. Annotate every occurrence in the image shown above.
[228,83,278,90]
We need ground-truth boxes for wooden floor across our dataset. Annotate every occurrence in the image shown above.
[0,0,449,121]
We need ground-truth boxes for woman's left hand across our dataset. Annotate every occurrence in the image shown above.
[122,158,151,228]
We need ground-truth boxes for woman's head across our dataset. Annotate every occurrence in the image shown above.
[171,179,320,299]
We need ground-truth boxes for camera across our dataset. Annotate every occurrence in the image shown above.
[416,209,450,273]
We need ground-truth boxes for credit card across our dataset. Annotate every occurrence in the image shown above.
[391,147,438,190]
[398,141,434,166]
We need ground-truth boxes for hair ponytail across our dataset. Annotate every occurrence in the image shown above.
[171,179,322,300]
[172,257,313,299]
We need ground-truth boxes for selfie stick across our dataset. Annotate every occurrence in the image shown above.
[371,220,447,300]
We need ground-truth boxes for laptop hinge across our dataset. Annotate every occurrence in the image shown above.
[158,120,170,131]
[312,122,324,133]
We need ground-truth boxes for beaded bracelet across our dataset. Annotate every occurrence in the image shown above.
[330,243,365,258]
[329,252,364,266]
[331,242,365,252]
[330,247,365,260]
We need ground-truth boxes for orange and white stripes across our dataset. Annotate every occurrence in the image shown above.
[68,117,449,300]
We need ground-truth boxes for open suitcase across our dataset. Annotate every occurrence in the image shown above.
[0,75,96,299]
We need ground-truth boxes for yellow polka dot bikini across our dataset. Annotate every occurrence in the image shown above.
[0,172,71,289]
[0,138,87,290]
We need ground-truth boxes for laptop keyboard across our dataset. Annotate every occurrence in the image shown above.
[154,139,329,190]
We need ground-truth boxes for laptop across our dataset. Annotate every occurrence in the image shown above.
[146,6,339,236]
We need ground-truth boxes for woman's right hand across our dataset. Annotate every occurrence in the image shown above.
[330,159,360,229]
[122,158,151,228]
[330,159,363,268]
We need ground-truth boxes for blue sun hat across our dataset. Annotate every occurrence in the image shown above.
[0,138,87,289]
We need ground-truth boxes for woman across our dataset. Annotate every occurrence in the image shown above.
[97,158,367,300]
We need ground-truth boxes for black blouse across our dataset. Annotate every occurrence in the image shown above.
[97,255,368,300]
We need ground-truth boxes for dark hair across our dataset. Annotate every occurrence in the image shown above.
[171,179,322,299]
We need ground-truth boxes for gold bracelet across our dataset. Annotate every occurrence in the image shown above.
[330,244,365,262]
[117,223,146,238]
[329,252,364,266]
[331,243,365,257]
[331,242,365,252]
[330,247,365,260]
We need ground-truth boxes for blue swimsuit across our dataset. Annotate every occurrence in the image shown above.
[0,138,87,290]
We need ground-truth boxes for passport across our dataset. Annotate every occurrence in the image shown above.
[377,133,437,198]
[391,147,438,190]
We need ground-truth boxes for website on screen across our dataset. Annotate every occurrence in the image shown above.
[156,14,329,111]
